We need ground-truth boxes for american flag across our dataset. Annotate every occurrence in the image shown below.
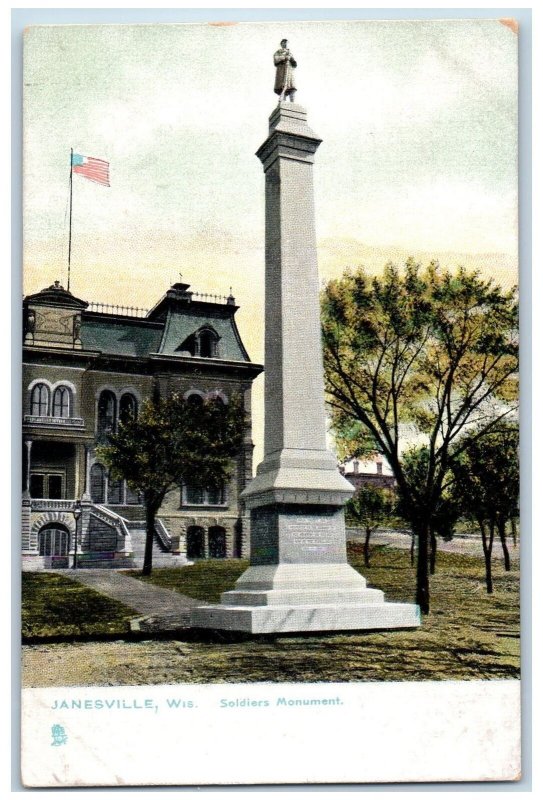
[71,153,110,187]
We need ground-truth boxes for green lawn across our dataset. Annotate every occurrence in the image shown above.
[124,558,248,603]
[21,544,520,683]
[22,572,135,639]
[124,543,520,682]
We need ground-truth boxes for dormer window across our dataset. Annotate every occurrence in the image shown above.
[177,326,220,358]
[199,329,216,358]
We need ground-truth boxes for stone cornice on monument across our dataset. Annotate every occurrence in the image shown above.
[256,103,322,172]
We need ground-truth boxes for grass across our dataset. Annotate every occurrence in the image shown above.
[120,542,520,683]
[21,544,520,684]
[22,572,136,639]
[124,559,247,603]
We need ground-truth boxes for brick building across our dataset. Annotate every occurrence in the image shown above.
[22,279,262,570]
[340,458,397,493]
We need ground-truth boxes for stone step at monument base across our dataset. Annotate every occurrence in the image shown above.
[219,587,385,606]
[190,562,421,632]
[231,563,375,591]
[191,601,421,634]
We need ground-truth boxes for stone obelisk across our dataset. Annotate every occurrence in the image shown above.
[191,101,420,633]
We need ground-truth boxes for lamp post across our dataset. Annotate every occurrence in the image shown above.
[72,499,82,570]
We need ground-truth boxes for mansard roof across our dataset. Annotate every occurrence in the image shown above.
[157,308,249,361]
[23,279,257,367]
[81,316,164,358]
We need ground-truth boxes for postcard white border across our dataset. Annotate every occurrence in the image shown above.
[21,680,520,788]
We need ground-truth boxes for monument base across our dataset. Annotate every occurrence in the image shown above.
[191,601,420,634]
[190,563,421,633]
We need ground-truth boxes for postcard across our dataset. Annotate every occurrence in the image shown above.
[20,18,520,787]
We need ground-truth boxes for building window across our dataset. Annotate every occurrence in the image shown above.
[52,386,71,418]
[38,525,70,557]
[90,464,106,504]
[186,526,205,559]
[30,383,49,416]
[30,472,64,499]
[207,484,225,505]
[107,477,123,505]
[177,327,219,358]
[48,475,63,499]
[30,474,44,498]
[119,393,137,424]
[183,483,226,507]
[199,329,216,358]
[98,391,116,435]
[185,485,205,505]
[209,526,227,559]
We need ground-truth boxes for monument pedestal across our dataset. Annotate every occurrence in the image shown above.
[191,103,420,634]
[191,504,420,633]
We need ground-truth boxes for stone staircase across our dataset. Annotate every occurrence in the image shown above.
[78,505,189,569]
[126,520,189,568]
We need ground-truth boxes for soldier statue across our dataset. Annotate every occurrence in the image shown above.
[274,39,297,103]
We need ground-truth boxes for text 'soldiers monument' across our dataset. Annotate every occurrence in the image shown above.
[192,43,420,632]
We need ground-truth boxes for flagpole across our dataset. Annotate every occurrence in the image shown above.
[67,147,73,292]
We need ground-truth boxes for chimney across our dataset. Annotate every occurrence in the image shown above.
[353,459,360,475]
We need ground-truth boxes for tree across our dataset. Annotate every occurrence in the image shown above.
[346,484,395,567]
[396,445,460,575]
[321,260,518,613]
[451,422,519,592]
[97,391,246,576]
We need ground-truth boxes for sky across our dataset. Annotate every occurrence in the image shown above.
[23,19,518,464]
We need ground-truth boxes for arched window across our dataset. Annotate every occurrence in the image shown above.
[90,463,106,504]
[97,391,116,435]
[186,392,204,408]
[38,524,70,557]
[209,526,227,559]
[177,328,219,358]
[52,386,71,418]
[30,383,49,416]
[186,526,205,559]
[119,393,137,424]
[199,328,218,358]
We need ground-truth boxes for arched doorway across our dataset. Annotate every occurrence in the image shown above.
[186,526,205,559]
[38,523,70,567]
[209,526,226,559]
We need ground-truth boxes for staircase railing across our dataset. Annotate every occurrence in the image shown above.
[154,518,172,551]
[92,505,132,553]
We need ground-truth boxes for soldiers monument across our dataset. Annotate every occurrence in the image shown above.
[191,44,421,633]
